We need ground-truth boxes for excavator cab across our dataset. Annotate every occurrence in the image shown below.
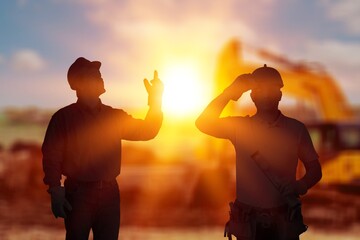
[307,122,360,186]
[308,123,360,155]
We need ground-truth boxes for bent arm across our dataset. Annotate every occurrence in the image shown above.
[196,73,252,139]
[121,70,163,141]
[120,107,163,141]
[297,124,322,194]
[299,159,322,190]
[195,92,234,139]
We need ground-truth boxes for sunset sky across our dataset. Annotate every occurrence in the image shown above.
[0,0,359,117]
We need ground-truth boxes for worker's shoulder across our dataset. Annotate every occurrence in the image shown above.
[101,104,130,117]
[52,103,129,118]
[51,103,77,117]
[280,113,307,130]
[101,104,131,119]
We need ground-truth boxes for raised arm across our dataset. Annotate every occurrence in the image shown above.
[195,74,252,139]
[121,70,163,141]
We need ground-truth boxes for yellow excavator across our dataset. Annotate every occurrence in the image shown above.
[214,39,360,188]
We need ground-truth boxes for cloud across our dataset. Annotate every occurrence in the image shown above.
[11,49,46,72]
[70,0,258,67]
[76,1,250,40]
[321,0,360,35]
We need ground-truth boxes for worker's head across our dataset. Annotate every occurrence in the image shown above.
[67,57,105,98]
[250,64,283,111]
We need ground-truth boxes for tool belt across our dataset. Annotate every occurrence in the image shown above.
[224,200,256,240]
[279,202,308,240]
[224,200,307,240]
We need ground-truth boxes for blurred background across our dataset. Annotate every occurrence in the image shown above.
[0,0,359,239]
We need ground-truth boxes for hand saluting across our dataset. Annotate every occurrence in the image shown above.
[223,73,252,101]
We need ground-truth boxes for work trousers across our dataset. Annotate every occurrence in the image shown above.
[64,179,120,240]
[255,222,299,240]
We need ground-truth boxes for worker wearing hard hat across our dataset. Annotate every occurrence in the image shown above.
[196,65,322,240]
[42,57,163,240]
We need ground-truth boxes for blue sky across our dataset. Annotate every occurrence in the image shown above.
[0,0,359,109]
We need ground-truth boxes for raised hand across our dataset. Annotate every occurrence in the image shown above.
[223,73,252,101]
[144,70,164,108]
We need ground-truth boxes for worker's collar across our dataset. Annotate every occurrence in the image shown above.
[76,98,103,113]
[251,110,284,128]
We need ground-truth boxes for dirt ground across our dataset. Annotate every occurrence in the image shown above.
[1,225,359,240]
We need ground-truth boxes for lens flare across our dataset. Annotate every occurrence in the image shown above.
[161,62,208,118]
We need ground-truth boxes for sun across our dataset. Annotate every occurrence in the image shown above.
[161,62,209,118]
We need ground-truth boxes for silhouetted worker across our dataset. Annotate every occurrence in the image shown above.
[196,65,322,240]
[42,57,163,240]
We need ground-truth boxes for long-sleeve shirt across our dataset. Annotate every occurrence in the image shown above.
[42,99,163,187]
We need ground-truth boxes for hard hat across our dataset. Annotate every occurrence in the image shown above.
[251,64,284,88]
[67,57,101,90]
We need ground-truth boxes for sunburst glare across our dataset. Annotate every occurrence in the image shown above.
[161,61,209,118]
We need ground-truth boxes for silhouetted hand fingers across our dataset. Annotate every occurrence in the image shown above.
[151,70,163,86]
[144,78,151,93]
[224,73,252,100]
[235,73,253,90]
[150,70,164,91]
[144,70,163,107]
[152,70,159,83]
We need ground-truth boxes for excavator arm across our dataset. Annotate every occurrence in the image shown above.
[214,40,354,121]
